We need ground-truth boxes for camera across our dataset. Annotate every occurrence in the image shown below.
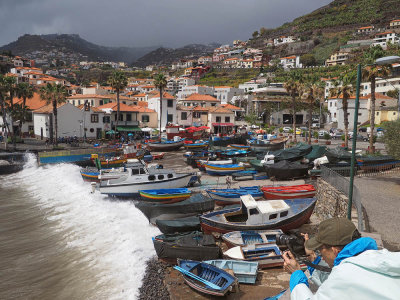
[276,232,306,258]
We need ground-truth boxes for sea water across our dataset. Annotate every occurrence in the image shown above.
[0,154,160,300]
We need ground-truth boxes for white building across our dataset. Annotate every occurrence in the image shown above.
[176,85,215,100]
[280,56,302,69]
[147,92,177,130]
[214,86,245,104]
[372,32,399,49]
[274,36,296,46]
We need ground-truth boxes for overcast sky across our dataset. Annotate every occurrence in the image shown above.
[0,0,332,48]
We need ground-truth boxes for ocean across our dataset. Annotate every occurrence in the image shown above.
[0,154,160,300]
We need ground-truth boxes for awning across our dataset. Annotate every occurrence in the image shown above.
[116,126,142,132]
[212,123,234,127]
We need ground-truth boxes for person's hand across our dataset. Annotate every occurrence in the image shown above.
[283,250,301,274]
[302,233,317,262]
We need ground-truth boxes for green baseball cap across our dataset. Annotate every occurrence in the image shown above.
[305,217,358,250]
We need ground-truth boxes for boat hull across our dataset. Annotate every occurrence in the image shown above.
[204,260,258,284]
[200,198,317,234]
[204,163,244,176]
[147,141,184,151]
[207,192,264,206]
[139,188,191,204]
[99,173,192,197]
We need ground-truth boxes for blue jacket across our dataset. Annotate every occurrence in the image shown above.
[290,237,400,299]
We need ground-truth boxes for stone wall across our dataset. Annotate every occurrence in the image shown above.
[315,178,350,220]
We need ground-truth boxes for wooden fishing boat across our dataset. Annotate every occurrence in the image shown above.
[223,244,284,269]
[152,152,165,160]
[200,195,317,234]
[249,137,288,152]
[156,216,201,234]
[90,156,127,168]
[261,184,316,200]
[222,229,283,248]
[152,232,221,263]
[147,140,184,151]
[229,144,251,150]
[204,259,258,284]
[232,170,257,181]
[139,188,191,204]
[176,260,237,297]
[206,186,264,206]
[204,163,244,176]
[215,149,249,159]
[184,141,209,150]
[136,193,215,224]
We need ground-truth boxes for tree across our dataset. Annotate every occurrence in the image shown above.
[16,83,35,136]
[39,83,68,145]
[362,46,390,153]
[108,70,128,139]
[384,119,400,159]
[10,103,28,138]
[3,76,17,148]
[154,73,167,140]
[329,71,357,148]
[300,54,317,67]
[252,31,259,39]
[284,71,304,141]
[0,75,11,148]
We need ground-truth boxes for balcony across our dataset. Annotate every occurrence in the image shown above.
[111,120,139,126]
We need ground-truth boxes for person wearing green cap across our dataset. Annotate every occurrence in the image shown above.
[282,217,400,299]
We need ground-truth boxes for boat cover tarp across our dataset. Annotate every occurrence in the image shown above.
[153,231,221,260]
[269,143,312,161]
[325,147,354,163]
[265,160,309,180]
[156,216,201,234]
[304,145,327,161]
[135,193,214,222]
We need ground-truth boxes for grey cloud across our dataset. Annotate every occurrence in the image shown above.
[0,0,332,48]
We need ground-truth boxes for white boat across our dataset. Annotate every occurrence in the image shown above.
[99,164,193,197]
[198,159,233,165]
[222,229,283,248]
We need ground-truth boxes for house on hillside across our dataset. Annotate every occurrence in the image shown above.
[389,19,400,29]
[176,85,215,100]
[280,56,302,69]
[325,51,350,66]
[273,36,296,46]
[179,93,220,108]
[214,86,244,104]
[372,32,399,49]
[356,26,375,35]
[147,91,177,130]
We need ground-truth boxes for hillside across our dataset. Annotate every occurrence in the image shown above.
[0,34,157,63]
[133,43,220,67]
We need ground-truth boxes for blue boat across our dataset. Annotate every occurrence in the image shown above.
[139,188,191,203]
[176,260,237,297]
[204,259,258,284]
[38,148,118,166]
[232,170,257,181]
[206,186,264,206]
[203,163,244,176]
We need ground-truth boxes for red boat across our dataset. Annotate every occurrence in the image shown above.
[152,152,165,160]
[261,184,316,200]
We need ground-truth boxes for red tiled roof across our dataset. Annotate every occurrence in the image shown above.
[184,93,218,102]
[148,91,175,100]
[208,107,233,114]
[221,103,243,111]
[97,102,152,112]
[33,103,67,113]
[13,92,47,110]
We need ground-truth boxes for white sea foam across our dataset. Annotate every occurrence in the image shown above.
[14,154,160,299]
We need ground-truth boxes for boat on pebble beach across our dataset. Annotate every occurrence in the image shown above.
[203,259,259,284]
[261,184,316,200]
[206,186,264,206]
[139,188,191,204]
[222,229,283,248]
[203,162,244,176]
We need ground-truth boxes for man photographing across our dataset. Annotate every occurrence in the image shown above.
[283,217,400,299]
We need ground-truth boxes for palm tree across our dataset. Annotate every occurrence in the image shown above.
[0,75,11,147]
[39,83,68,145]
[108,70,128,139]
[154,73,167,140]
[330,72,357,148]
[3,76,17,147]
[302,77,324,144]
[284,71,303,141]
[362,46,390,153]
[16,83,35,137]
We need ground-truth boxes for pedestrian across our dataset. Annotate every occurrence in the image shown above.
[282,217,400,299]
[226,176,232,188]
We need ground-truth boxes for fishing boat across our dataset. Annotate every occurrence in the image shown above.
[156,216,201,234]
[197,159,233,171]
[249,137,288,152]
[206,186,264,206]
[232,170,257,181]
[204,163,244,176]
[204,260,258,284]
[223,244,284,269]
[229,144,251,150]
[356,155,399,172]
[147,139,184,151]
[184,141,209,150]
[222,229,283,248]
[261,184,316,200]
[264,160,309,180]
[136,193,215,224]
[200,195,317,234]
[99,164,193,197]
[152,152,165,160]
[215,149,249,159]
[152,232,221,263]
[90,155,127,168]
[175,260,237,297]
[139,188,191,204]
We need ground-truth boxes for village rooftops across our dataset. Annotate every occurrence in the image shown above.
[221,103,243,111]
[12,92,47,110]
[148,91,175,100]
[184,93,218,102]
[97,102,155,112]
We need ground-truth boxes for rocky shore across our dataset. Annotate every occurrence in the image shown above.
[138,257,170,300]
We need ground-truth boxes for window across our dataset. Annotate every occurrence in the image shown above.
[193,112,201,118]
[358,113,362,116]
[126,114,132,121]
[99,100,104,106]
[90,128,94,133]
[158,175,164,180]
[148,175,155,180]
[142,115,150,122]
[181,112,187,120]
[211,103,216,107]
[280,211,288,218]
[247,208,259,216]
[91,114,99,123]
[377,112,380,115]
[330,102,332,107]
[168,174,173,178]
[91,100,94,106]
[394,112,396,115]
[216,116,221,122]
[167,99,173,107]
[167,114,173,122]
[78,100,81,105]
[225,116,230,123]
[269,213,277,220]
[118,114,123,121]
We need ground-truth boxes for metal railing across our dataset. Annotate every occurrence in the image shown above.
[320,165,364,231]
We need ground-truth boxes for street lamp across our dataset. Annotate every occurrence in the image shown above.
[348,56,400,220]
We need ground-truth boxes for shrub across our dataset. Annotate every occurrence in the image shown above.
[324,133,331,140]
[279,127,284,133]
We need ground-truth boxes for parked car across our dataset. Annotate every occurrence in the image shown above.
[318,130,329,138]
[283,127,291,133]
[331,131,344,139]
[358,127,367,133]
[295,128,302,135]
[349,132,368,141]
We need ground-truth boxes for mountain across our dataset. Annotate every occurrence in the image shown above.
[262,0,400,37]
[0,34,158,63]
[133,43,220,67]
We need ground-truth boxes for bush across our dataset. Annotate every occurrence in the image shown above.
[324,133,331,140]
[313,131,319,139]
[279,127,284,133]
